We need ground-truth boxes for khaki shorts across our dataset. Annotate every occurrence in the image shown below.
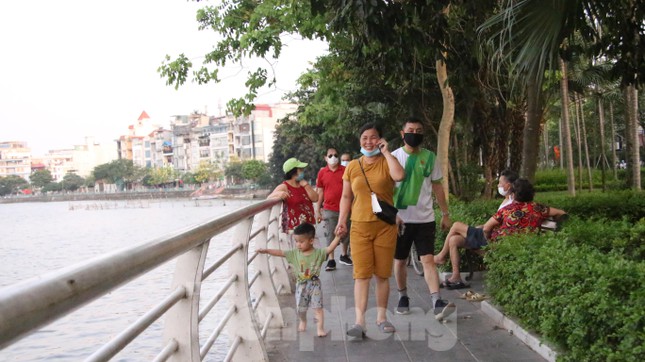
[350,220,397,279]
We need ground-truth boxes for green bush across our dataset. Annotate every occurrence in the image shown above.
[535,191,645,222]
[485,235,645,361]
[534,168,645,192]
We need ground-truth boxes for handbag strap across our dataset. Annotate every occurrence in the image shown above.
[358,158,374,193]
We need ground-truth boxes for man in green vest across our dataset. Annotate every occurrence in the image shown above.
[391,117,455,320]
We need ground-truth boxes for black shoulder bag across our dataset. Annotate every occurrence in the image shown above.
[358,159,398,225]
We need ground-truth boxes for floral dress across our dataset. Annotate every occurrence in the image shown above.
[281,181,315,232]
[490,201,550,240]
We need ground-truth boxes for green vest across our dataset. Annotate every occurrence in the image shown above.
[394,149,435,209]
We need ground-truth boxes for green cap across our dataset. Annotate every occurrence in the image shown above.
[283,158,308,173]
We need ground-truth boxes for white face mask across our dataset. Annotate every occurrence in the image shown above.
[341,160,349,167]
[498,186,509,197]
[327,156,339,166]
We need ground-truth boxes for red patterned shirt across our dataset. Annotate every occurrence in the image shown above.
[281,181,316,232]
[490,201,550,240]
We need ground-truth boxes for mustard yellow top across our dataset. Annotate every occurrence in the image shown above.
[343,155,394,222]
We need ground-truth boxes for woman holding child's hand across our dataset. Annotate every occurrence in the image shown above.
[335,123,405,338]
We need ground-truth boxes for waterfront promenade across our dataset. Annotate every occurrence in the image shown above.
[266,257,547,362]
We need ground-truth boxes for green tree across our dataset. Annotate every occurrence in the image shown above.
[62,173,85,192]
[42,182,62,193]
[30,169,53,189]
[225,161,244,185]
[92,159,146,190]
[194,161,218,184]
[241,160,267,183]
[478,0,644,183]
[147,166,176,186]
[0,175,29,196]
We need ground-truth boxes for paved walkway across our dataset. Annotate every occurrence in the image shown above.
[266,249,545,362]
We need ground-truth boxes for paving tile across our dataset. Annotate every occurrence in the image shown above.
[266,262,546,362]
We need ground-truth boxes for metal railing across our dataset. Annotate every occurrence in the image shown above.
[0,198,293,361]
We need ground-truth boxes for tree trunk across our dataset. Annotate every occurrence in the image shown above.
[509,106,524,173]
[579,95,593,191]
[626,85,641,190]
[451,132,461,196]
[543,122,549,167]
[597,93,607,191]
[436,56,455,201]
[559,58,576,196]
[521,75,543,182]
[574,93,583,191]
[559,116,564,169]
[610,101,618,180]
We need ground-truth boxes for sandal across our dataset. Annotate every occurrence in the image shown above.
[376,320,396,333]
[459,290,475,299]
[466,292,488,302]
[346,324,366,338]
[444,279,470,290]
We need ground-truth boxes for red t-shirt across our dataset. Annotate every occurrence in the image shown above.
[490,201,550,240]
[316,165,345,212]
[281,181,315,232]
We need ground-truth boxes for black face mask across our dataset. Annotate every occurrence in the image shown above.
[403,133,424,147]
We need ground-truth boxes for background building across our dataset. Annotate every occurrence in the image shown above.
[0,141,32,181]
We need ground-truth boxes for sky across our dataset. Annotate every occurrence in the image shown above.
[0,0,328,157]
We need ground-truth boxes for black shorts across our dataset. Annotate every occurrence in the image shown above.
[394,222,436,260]
[465,226,488,249]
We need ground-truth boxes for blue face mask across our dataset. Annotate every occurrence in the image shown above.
[360,147,381,157]
[296,172,305,181]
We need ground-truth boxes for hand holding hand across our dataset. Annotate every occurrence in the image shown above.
[335,222,347,238]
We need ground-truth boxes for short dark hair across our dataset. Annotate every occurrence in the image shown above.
[284,168,298,180]
[358,123,382,138]
[402,116,423,130]
[294,223,316,239]
[512,178,535,202]
[500,169,519,184]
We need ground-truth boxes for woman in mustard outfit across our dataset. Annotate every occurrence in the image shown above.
[335,123,405,337]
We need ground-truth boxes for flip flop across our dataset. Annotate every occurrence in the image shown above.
[376,320,396,333]
[346,324,366,338]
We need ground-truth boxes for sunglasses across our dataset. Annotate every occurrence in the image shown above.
[327,154,338,158]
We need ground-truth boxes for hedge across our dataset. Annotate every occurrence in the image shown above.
[534,168,645,192]
[434,191,645,360]
[485,235,645,361]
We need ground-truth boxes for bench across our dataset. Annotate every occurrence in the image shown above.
[463,214,569,281]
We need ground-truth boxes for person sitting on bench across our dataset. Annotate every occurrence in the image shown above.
[434,178,566,289]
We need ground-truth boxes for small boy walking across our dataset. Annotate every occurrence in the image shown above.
[258,222,341,337]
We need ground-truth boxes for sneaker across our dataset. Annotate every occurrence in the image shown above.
[339,254,353,266]
[325,259,336,271]
[396,296,410,315]
[434,299,456,321]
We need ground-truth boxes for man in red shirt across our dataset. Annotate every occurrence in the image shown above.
[316,147,352,271]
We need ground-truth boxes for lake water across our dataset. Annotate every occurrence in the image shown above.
[0,198,257,361]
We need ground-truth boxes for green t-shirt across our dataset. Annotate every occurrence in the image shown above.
[284,248,327,283]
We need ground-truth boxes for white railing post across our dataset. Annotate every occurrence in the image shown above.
[253,208,285,329]
[267,204,292,295]
[227,216,268,361]
[162,240,210,362]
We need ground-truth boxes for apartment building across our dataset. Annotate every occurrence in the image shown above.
[0,141,32,181]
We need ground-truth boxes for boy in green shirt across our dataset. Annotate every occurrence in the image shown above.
[258,222,341,337]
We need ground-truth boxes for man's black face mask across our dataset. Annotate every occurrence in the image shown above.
[403,133,424,147]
